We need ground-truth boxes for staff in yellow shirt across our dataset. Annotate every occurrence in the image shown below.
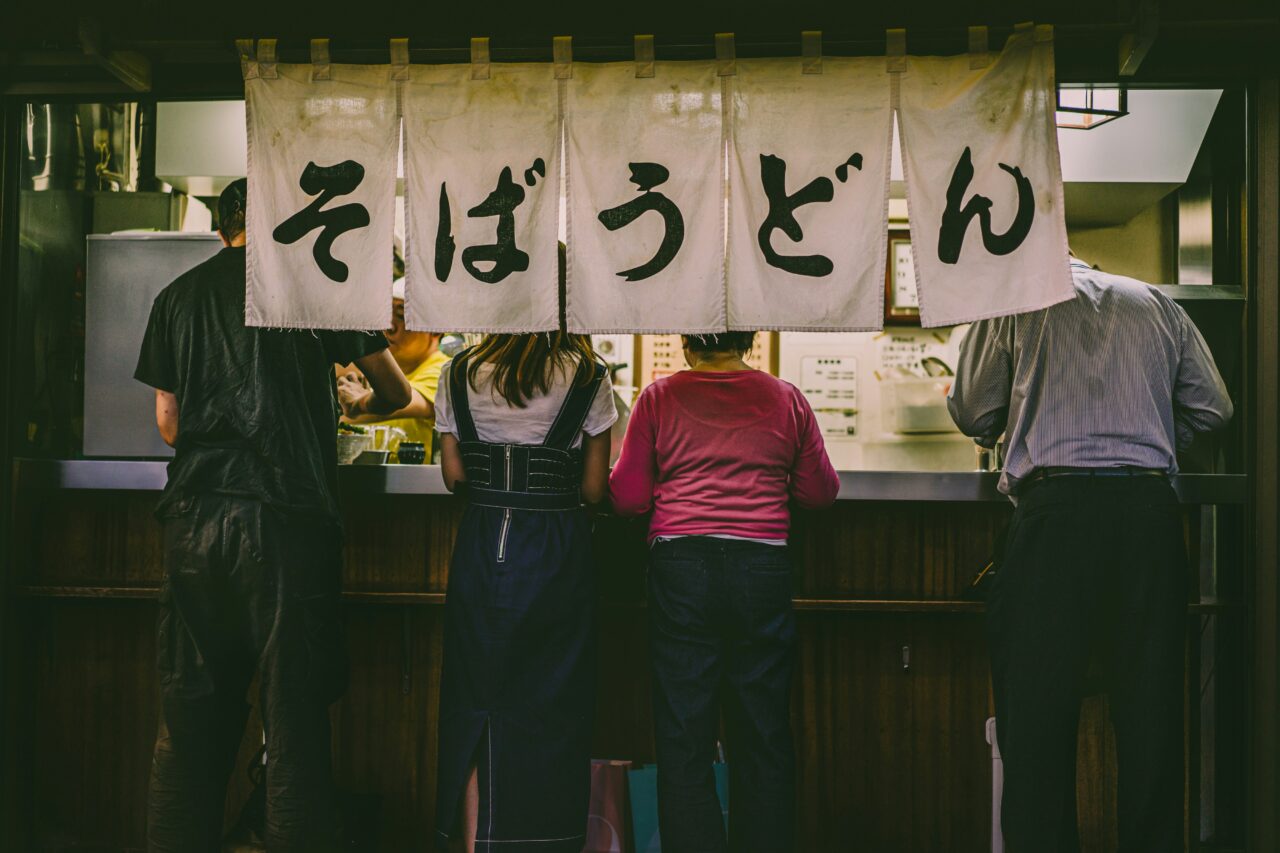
[338,277,450,459]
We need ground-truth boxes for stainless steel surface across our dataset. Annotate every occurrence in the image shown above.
[90,191,183,234]
[1178,169,1214,284]
[23,103,85,191]
[1152,284,1245,301]
[13,458,1248,505]
[83,232,222,458]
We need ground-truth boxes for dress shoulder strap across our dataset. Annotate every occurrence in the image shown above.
[542,358,608,450]
[447,350,480,444]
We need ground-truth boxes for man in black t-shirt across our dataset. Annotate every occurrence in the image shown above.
[134,178,410,853]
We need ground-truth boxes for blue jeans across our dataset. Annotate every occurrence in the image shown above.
[648,536,797,853]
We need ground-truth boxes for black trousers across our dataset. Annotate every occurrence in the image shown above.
[988,476,1187,853]
[147,495,347,853]
[648,536,797,853]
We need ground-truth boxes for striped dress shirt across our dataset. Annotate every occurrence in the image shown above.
[947,259,1233,495]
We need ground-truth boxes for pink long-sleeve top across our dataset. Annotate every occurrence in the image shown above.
[609,370,841,542]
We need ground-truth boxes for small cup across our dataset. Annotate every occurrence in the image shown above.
[397,441,426,464]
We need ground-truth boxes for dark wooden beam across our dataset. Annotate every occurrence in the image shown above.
[1249,73,1280,852]
[77,17,151,92]
[1118,0,1159,76]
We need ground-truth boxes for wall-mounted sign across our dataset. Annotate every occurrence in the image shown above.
[886,231,919,323]
[638,333,775,391]
[800,356,859,438]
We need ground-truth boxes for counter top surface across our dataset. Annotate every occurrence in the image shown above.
[12,458,1248,504]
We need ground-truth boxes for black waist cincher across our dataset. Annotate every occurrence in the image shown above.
[448,351,606,512]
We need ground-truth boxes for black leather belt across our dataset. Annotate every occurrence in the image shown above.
[1020,466,1168,492]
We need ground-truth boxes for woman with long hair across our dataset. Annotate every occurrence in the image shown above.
[610,332,840,853]
[432,332,617,852]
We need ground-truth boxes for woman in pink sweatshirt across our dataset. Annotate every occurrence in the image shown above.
[609,332,839,853]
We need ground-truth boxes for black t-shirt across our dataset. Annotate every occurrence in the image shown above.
[134,246,387,519]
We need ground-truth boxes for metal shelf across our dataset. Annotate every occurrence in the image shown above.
[1152,284,1246,301]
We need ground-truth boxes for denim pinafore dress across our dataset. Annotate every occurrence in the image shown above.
[435,352,606,852]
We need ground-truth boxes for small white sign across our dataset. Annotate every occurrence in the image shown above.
[815,408,859,438]
[801,355,858,406]
[892,239,918,309]
[878,336,932,373]
[801,355,859,438]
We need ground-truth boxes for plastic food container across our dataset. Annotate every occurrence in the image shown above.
[336,432,372,464]
[883,377,958,434]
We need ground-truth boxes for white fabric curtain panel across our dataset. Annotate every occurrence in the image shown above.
[896,25,1074,327]
[403,63,561,333]
[241,29,1073,333]
[564,61,727,334]
[726,56,894,332]
[245,63,399,330]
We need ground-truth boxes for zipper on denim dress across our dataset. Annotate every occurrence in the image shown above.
[496,445,512,563]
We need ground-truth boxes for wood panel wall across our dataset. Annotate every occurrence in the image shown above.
[4,487,1198,852]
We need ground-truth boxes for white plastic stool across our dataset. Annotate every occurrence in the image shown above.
[987,717,1004,853]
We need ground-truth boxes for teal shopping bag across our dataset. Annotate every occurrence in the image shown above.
[628,762,729,852]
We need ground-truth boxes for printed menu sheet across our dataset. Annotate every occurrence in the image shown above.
[890,239,919,311]
[878,335,934,374]
[638,334,775,391]
[800,355,858,438]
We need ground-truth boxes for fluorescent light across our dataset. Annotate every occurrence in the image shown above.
[1057,84,1128,130]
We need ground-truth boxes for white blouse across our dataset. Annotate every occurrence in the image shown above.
[434,358,618,450]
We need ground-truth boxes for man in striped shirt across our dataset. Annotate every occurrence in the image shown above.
[948,257,1232,851]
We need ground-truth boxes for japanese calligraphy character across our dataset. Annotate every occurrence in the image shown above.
[434,182,455,283]
[757,153,861,277]
[272,160,369,283]
[936,146,1035,265]
[597,162,685,282]
[434,162,540,284]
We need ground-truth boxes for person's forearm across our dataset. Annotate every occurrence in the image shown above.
[791,461,841,509]
[159,420,178,447]
[1174,398,1233,450]
[607,466,655,515]
[155,390,179,447]
[350,387,431,421]
[947,395,1008,444]
[350,390,401,417]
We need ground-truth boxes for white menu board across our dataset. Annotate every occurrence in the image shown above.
[638,333,776,391]
[638,335,685,387]
[800,355,858,438]
[891,238,919,310]
[878,334,933,374]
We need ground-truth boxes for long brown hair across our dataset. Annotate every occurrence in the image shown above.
[466,333,602,407]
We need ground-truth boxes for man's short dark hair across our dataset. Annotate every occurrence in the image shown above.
[682,332,757,357]
[217,178,247,240]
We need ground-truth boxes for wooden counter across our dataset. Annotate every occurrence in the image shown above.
[2,459,1246,852]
